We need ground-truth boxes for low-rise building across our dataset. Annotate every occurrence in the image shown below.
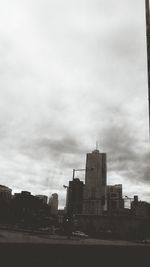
[106,184,124,213]
[0,184,12,202]
[35,195,48,204]
[131,196,150,218]
[12,191,51,227]
[0,185,12,222]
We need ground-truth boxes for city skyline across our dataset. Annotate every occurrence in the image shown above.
[0,0,149,208]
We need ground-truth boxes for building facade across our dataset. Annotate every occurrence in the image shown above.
[35,195,48,204]
[131,196,150,218]
[49,193,58,216]
[106,184,124,213]
[66,178,84,216]
[0,185,12,222]
[82,149,107,215]
[0,185,12,202]
[12,191,51,226]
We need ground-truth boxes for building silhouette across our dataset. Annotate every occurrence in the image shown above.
[0,185,12,202]
[66,178,84,216]
[131,195,150,218]
[106,184,124,213]
[82,149,107,215]
[49,193,58,216]
[11,191,50,227]
[35,195,48,204]
[0,185,12,222]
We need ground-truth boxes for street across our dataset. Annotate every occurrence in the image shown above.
[0,229,150,267]
[0,229,146,246]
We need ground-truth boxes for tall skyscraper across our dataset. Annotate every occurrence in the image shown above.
[82,149,107,215]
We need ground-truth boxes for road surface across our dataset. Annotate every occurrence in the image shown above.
[0,229,149,267]
[0,229,146,246]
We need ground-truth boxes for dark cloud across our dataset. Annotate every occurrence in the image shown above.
[0,0,149,206]
[100,109,150,186]
[32,137,84,155]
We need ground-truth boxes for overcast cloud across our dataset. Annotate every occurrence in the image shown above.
[0,0,149,207]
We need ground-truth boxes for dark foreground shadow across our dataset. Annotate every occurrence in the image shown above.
[0,243,149,267]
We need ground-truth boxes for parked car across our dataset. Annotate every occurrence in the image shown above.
[72,231,88,238]
[38,227,52,233]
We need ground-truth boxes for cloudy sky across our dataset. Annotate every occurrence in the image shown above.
[0,0,149,207]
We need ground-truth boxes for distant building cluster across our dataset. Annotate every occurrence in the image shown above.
[63,149,150,239]
[0,185,58,228]
[65,149,124,216]
[0,149,150,240]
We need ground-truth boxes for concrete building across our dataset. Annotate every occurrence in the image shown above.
[49,193,58,216]
[35,195,48,204]
[82,149,107,215]
[0,185,12,202]
[106,184,124,213]
[58,209,65,224]
[75,214,146,239]
[12,191,51,227]
[131,196,150,218]
[66,178,84,216]
[0,185,12,222]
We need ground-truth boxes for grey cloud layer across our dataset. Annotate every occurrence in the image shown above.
[0,0,149,206]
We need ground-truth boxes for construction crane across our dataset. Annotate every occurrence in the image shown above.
[72,168,94,180]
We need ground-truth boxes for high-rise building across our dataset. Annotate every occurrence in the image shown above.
[66,178,84,216]
[106,184,124,213]
[48,193,58,216]
[82,149,107,215]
